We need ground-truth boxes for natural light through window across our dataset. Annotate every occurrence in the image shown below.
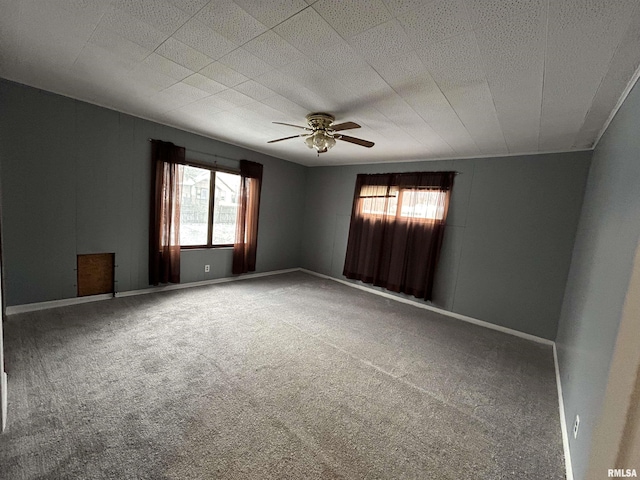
[360,185,399,215]
[212,171,240,245]
[359,185,446,220]
[179,165,241,247]
[399,189,447,220]
[180,165,211,246]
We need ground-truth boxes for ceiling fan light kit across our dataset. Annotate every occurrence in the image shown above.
[305,130,336,153]
[268,112,374,155]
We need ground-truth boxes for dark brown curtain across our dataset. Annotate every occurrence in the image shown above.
[149,140,185,285]
[343,171,455,301]
[232,160,263,274]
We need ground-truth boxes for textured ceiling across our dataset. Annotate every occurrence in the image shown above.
[1,0,639,166]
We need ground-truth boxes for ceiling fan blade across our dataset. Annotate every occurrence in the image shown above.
[330,121,361,131]
[272,121,311,130]
[267,134,309,144]
[338,135,375,148]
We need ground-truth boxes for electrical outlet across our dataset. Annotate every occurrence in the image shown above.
[573,415,580,439]
[204,264,210,273]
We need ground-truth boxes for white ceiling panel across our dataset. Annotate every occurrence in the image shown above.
[215,89,255,108]
[313,0,392,37]
[255,69,334,113]
[89,26,152,64]
[574,5,640,148]
[8,0,96,56]
[126,64,177,91]
[98,6,169,51]
[234,0,308,29]
[175,97,224,117]
[418,32,507,154]
[277,59,341,96]
[186,94,238,113]
[156,37,213,71]
[381,0,431,18]
[373,51,432,91]
[240,101,292,124]
[233,80,276,101]
[182,73,228,95]
[146,89,200,113]
[377,96,449,151]
[417,32,485,91]
[73,44,141,83]
[243,30,306,68]
[218,48,274,79]
[112,0,192,35]
[304,40,367,76]
[162,82,211,102]
[463,0,543,30]
[474,0,546,152]
[348,19,413,65]
[261,94,309,118]
[173,18,238,60]
[46,0,113,26]
[540,0,638,151]
[273,7,343,55]
[398,0,471,47]
[394,77,479,156]
[199,62,249,87]
[165,0,210,15]
[196,0,268,45]
[1,0,639,166]
[142,53,193,81]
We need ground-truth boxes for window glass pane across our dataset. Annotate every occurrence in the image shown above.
[359,186,398,216]
[399,189,446,220]
[180,165,211,246]
[212,171,241,245]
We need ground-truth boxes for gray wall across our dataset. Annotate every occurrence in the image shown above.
[555,81,640,479]
[0,80,306,306]
[301,152,591,340]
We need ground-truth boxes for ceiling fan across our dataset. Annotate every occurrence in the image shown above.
[268,113,375,155]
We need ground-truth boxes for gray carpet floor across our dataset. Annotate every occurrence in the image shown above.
[0,271,565,479]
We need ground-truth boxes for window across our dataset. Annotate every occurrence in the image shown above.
[344,171,456,301]
[358,185,446,220]
[179,164,241,248]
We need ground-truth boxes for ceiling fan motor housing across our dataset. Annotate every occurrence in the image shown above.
[306,113,335,131]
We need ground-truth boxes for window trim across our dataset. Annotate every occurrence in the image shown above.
[179,160,240,250]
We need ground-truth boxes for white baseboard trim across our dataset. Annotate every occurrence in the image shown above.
[1,371,7,433]
[6,293,114,315]
[553,344,574,480]
[300,268,554,346]
[115,268,299,298]
[6,268,300,314]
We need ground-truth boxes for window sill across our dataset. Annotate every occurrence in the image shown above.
[180,245,234,251]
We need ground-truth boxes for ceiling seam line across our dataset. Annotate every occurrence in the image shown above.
[392,10,480,156]
[458,0,508,154]
[72,6,108,68]
[366,63,454,155]
[464,7,510,154]
[408,35,484,153]
[571,1,640,150]
[537,0,551,151]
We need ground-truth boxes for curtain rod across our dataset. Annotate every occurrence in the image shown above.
[148,138,240,163]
